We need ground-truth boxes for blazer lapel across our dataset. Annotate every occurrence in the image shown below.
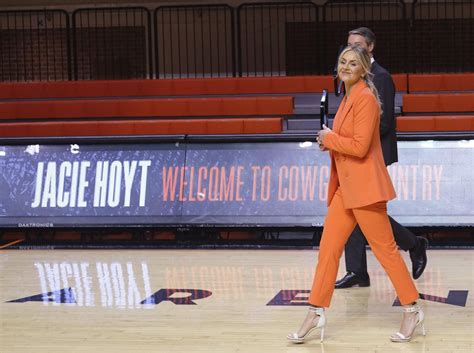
[333,79,367,133]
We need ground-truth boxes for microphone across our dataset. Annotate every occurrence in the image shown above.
[334,80,344,97]
[320,89,329,130]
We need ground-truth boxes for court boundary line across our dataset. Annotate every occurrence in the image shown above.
[0,239,25,249]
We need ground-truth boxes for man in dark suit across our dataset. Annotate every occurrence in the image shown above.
[335,27,428,289]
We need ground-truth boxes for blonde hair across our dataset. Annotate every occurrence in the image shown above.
[338,46,381,110]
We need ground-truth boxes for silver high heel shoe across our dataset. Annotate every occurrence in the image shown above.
[287,306,326,343]
[390,303,426,342]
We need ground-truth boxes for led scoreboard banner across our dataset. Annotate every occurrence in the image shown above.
[0,139,473,228]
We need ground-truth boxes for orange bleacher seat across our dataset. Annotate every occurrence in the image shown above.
[187,98,223,116]
[0,96,293,120]
[434,115,474,131]
[302,76,335,93]
[0,83,13,99]
[133,120,170,135]
[172,79,208,95]
[60,121,99,136]
[243,118,282,133]
[0,122,22,136]
[0,118,283,137]
[168,120,208,134]
[82,100,120,118]
[397,116,435,132]
[221,97,258,116]
[206,119,244,134]
[256,96,294,115]
[16,101,53,119]
[270,76,306,93]
[0,102,16,118]
[117,99,153,117]
[11,82,46,99]
[57,81,95,97]
[396,116,436,132]
[236,77,274,94]
[139,79,173,96]
[402,93,474,113]
[0,76,343,100]
[202,78,238,95]
[151,98,190,117]
[408,73,474,92]
[67,80,110,97]
[392,74,408,92]
[397,115,474,132]
[97,121,134,135]
[51,101,86,118]
[105,80,142,96]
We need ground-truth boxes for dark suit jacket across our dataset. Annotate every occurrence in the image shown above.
[371,61,398,166]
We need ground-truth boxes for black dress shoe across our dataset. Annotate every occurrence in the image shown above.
[335,272,370,289]
[410,237,428,280]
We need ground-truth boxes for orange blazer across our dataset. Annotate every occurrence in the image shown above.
[323,79,396,209]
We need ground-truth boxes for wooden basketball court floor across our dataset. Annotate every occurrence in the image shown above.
[0,248,472,353]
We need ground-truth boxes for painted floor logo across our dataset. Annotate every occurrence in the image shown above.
[266,289,469,307]
[7,289,469,307]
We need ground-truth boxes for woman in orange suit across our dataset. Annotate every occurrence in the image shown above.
[287,46,425,343]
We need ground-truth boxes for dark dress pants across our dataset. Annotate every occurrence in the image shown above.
[344,216,417,275]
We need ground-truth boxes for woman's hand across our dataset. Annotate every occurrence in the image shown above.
[317,124,332,150]
[317,142,328,151]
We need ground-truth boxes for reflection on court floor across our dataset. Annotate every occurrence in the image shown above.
[1,249,472,353]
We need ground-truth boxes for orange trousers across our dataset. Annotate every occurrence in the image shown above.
[308,188,419,307]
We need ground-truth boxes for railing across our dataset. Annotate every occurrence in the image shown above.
[0,1,473,82]
[411,0,474,73]
[237,2,320,76]
[0,10,71,81]
[322,0,407,74]
[72,7,152,80]
[154,5,235,79]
